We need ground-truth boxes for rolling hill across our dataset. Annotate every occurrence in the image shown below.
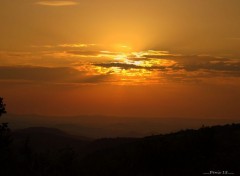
[1,124,240,176]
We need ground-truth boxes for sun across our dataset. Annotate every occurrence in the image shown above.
[88,47,177,85]
[114,54,128,61]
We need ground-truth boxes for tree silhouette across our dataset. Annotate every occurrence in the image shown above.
[0,97,6,117]
[0,97,10,150]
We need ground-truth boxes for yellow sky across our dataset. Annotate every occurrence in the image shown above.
[0,0,240,118]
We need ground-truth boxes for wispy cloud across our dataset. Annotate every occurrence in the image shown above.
[36,1,78,7]
[59,44,96,48]
[31,43,97,49]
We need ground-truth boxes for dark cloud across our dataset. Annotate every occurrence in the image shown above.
[169,55,240,75]
[95,63,147,70]
[0,66,111,84]
[67,50,101,56]
[0,66,81,81]
[126,57,151,61]
[95,55,240,79]
[94,63,167,70]
[127,53,229,63]
[126,54,239,71]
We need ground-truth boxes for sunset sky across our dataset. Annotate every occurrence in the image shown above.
[1,0,240,119]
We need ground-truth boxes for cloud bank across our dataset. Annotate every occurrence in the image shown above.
[1,44,240,85]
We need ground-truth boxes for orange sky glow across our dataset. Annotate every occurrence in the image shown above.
[0,0,240,119]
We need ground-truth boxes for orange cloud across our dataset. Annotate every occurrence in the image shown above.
[36,1,78,6]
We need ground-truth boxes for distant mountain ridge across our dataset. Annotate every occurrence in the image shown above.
[12,127,91,152]
[13,127,90,140]
[2,123,240,175]
[6,113,240,138]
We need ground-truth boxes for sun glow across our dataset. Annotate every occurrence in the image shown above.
[114,54,128,61]
[90,49,176,84]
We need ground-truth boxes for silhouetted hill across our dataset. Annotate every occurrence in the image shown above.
[80,124,240,176]
[84,137,139,155]
[1,124,240,176]
[12,127,91,152]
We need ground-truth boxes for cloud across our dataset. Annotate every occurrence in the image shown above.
[0,66,80,81]
[183,61,240,72]
[165,55,240,74]
[94,63,167,70]
[67,50,101,56]
[129,54,240,73]
[31,43,97,48]
[0,66,114,85]
[58,44,97,48]
[95,63,148,70]
[36,1,78,6]
[94,54,240,80]
[2,48,240,85]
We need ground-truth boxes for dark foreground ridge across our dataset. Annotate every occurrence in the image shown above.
[1,124,240,176]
